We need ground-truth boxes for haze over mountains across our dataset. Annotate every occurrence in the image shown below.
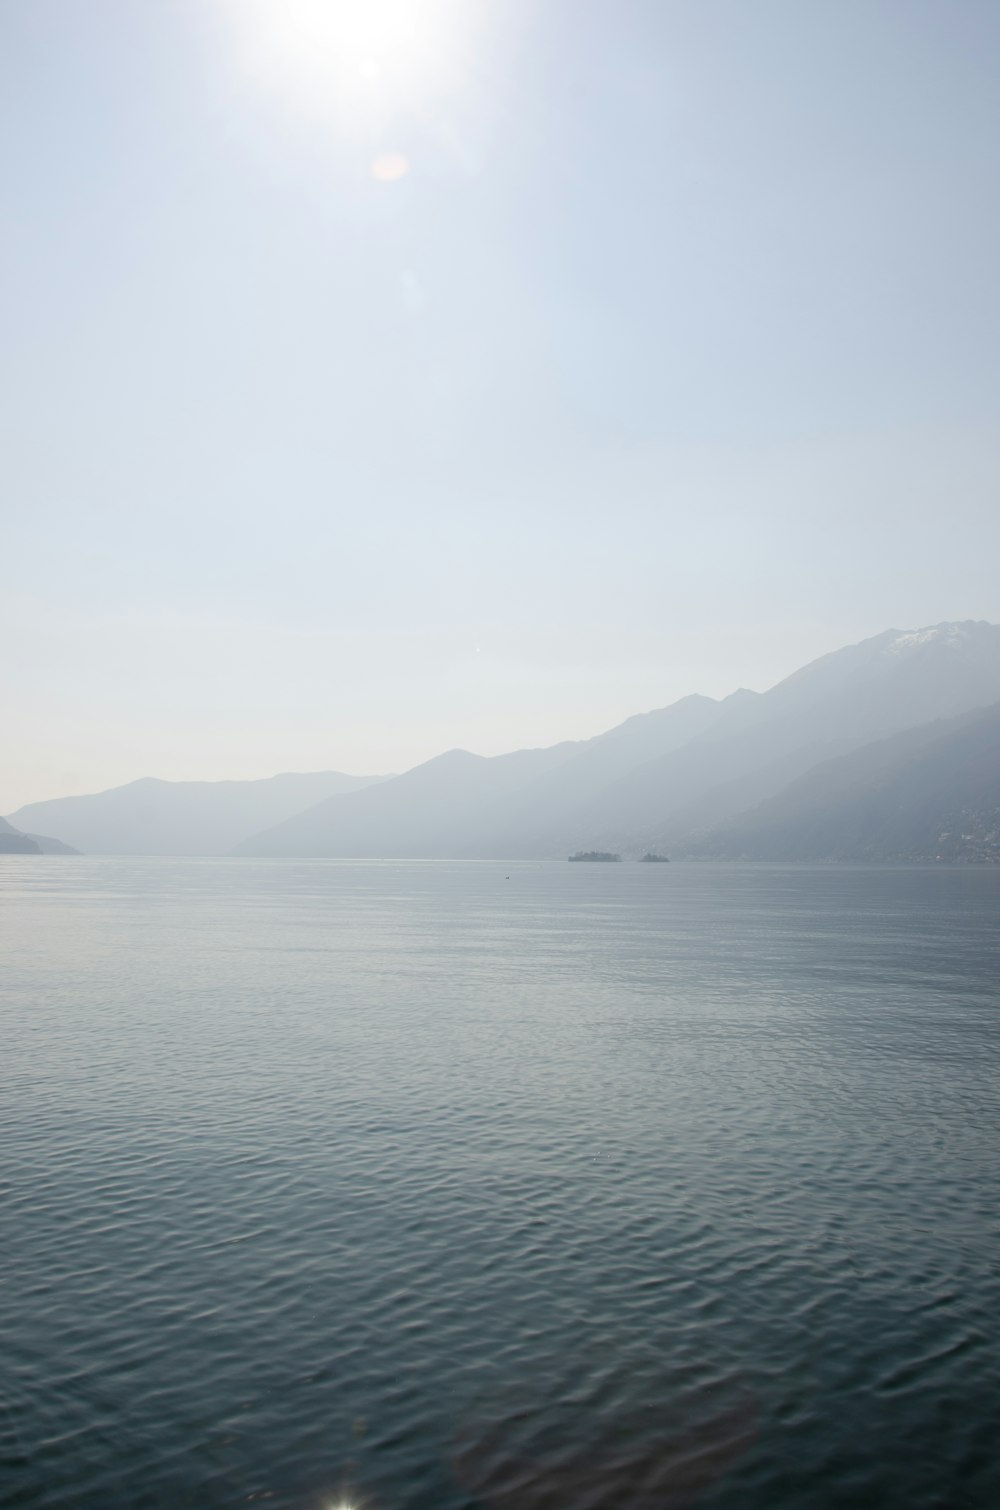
[234,690,733,860]
[6,622,1000,863]
[0,815,77,856]
[7,772,387,857]
[235,621,1000,861]
[682,702,1000,863]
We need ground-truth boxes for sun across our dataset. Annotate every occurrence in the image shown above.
[261,0,431,84]
[225,0,471,140]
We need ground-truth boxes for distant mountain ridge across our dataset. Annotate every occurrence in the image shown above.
[0,816,40,854]
[235,621,1000,860]
[0,815,76,855]
[679,701,1000,862]
[583,620,1000,854]
[10,621,1000,862]
[232,691,734,858]
[7,771,389,856]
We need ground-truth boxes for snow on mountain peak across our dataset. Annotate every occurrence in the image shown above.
[885,623,971,655]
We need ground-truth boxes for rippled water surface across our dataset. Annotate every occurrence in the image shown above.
[2,859,999,1510]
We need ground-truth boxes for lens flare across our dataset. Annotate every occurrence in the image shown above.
[223,0,473,138]
[371,151,410,181]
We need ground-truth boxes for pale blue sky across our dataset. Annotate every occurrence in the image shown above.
[3,0,999,809]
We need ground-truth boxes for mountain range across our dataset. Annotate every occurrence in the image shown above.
[679,701,1000,863]
[233,621,1000,860]
[0,815,77,855]
[7,771,387,857]
[5,622,1000,863]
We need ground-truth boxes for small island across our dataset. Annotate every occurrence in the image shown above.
[640,852,670,862]
[568,851,621,862]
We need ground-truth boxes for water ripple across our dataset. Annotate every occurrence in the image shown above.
[1,858,998,1509]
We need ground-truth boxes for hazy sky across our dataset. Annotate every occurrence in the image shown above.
[3,0,999,810]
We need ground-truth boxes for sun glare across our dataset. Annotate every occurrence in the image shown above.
[228,0,472,140]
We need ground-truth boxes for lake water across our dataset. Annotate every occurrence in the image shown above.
[2,859,998,1510]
